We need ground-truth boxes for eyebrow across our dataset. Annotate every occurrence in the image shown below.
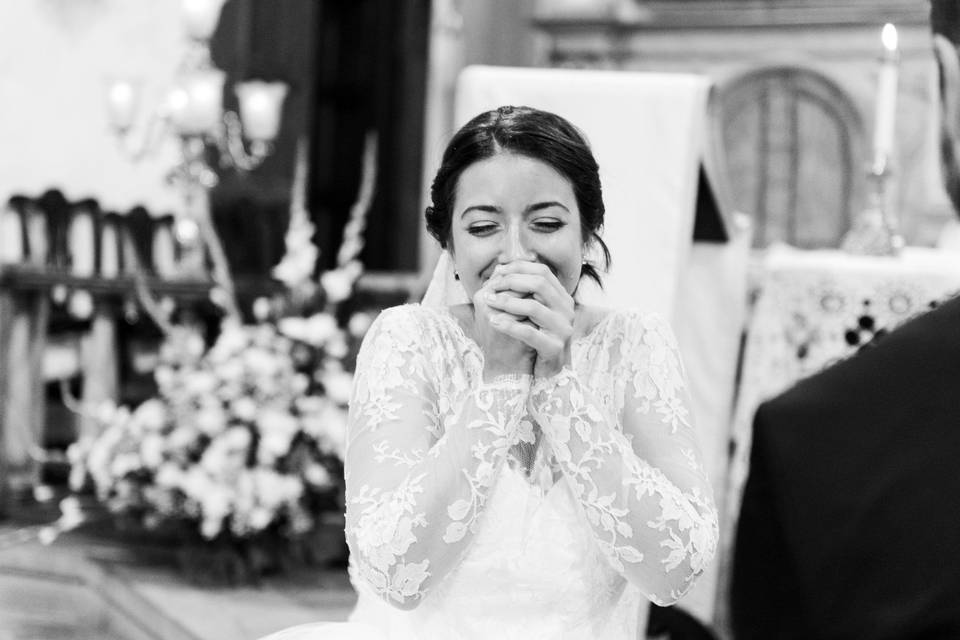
[459,201,570,218]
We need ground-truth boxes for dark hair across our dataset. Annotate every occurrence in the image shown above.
[425,105,611,285]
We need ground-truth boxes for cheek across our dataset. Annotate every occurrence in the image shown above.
[539,238,584,293]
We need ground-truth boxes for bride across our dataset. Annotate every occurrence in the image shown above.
[260,106,718,640]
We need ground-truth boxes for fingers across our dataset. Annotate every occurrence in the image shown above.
[489,313,563,354]
[488,261,569,304]
[484,290,568,335]
[473,279,526,325]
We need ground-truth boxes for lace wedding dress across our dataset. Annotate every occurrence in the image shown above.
[261,303,718,640]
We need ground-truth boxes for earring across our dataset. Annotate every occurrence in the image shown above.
[454,271,460,281]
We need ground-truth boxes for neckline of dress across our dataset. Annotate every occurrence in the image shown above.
[430,303,618,362]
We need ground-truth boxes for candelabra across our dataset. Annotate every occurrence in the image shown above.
[104,0,287,306]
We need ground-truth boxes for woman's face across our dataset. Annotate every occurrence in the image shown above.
[449,152,584,299]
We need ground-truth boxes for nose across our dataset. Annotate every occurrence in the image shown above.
[498,224,536,264]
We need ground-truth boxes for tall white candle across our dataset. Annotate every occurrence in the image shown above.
[873,23,900,169]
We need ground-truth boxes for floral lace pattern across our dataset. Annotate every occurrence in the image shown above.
[531,311,718,605]
[345,304,717,612]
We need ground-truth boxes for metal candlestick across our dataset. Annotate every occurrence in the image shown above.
[840,159,904,256]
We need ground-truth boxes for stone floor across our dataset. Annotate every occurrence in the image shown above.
[0,521,357,640]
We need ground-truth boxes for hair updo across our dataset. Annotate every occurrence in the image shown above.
[424,105,611,285]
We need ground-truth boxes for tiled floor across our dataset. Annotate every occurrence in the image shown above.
[0,525,357,640]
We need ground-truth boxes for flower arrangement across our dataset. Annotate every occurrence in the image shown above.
[63,136,377,584]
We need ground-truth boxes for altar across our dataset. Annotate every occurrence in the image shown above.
[720,244,960,585]
[730,245,960,486]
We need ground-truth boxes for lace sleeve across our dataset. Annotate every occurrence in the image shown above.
[529,311,718,606]
[345,306,531,609]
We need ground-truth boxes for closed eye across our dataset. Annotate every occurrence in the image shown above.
[532,219,565,232]
[467,223,498,236]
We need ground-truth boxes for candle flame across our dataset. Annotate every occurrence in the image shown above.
[881,23,898,52]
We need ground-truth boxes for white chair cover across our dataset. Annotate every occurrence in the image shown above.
[454,65,709,316]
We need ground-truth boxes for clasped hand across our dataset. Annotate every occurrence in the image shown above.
[472,261,575,380]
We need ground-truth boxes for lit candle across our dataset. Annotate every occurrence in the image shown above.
[873,23,900,170]
[168,70,225,136]
[181,0,228,41]
[105,79,140,132]
[236,80,289,141]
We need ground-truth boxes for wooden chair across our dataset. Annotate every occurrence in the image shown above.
[708,65,867,249]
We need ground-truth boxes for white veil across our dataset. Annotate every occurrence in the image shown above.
[421,250,469,308]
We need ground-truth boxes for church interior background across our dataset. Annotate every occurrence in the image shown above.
[0,0,954,638]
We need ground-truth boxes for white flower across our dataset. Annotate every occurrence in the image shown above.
[277,317,306,342]
[223,426,252,451]
[214,357,245,385]
[95,401,123,426]
[257,407,300,437]
[210,321,249,361]
[132,399,167,432]
[57,497,85,531]
[295,396,326,415]
[110,452,142,479]
[231,397,258,422]
[243,348,279,379]
[305,463,331,487]
[201,517,223,539]
[167,426,198,451]
[209,287,232,312]
[273,237,318,289]
[253,297,273,322]
[195,403,228,437]
[183,331,207,360]
[342,259,363,281]
[154,365,175,392]
[37,527,59,546]
[303,313,338,346]
[259,433,293,463]
[184,370,218,396]
[155,463,184,489]
[68,458,87,492]
[252,468,302,511]
[139,434,165,469]
[256,407,300,462]
[181,467,212,501]
[291,373,310,395]
[321,269,353,303]
[348,312,373,337]
[303,403,347,458]
[248,506,273,531]
[200,444,229,477]
[326,333,349,359]
[321,370,354,405]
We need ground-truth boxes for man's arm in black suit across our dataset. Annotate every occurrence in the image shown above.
[730,404,808,640]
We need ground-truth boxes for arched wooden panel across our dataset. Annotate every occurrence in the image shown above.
[710,65,867,249]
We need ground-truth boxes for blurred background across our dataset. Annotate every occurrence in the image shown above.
[0,1,955,639]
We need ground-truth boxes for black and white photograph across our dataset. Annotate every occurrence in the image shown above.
[0,1,958,639]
